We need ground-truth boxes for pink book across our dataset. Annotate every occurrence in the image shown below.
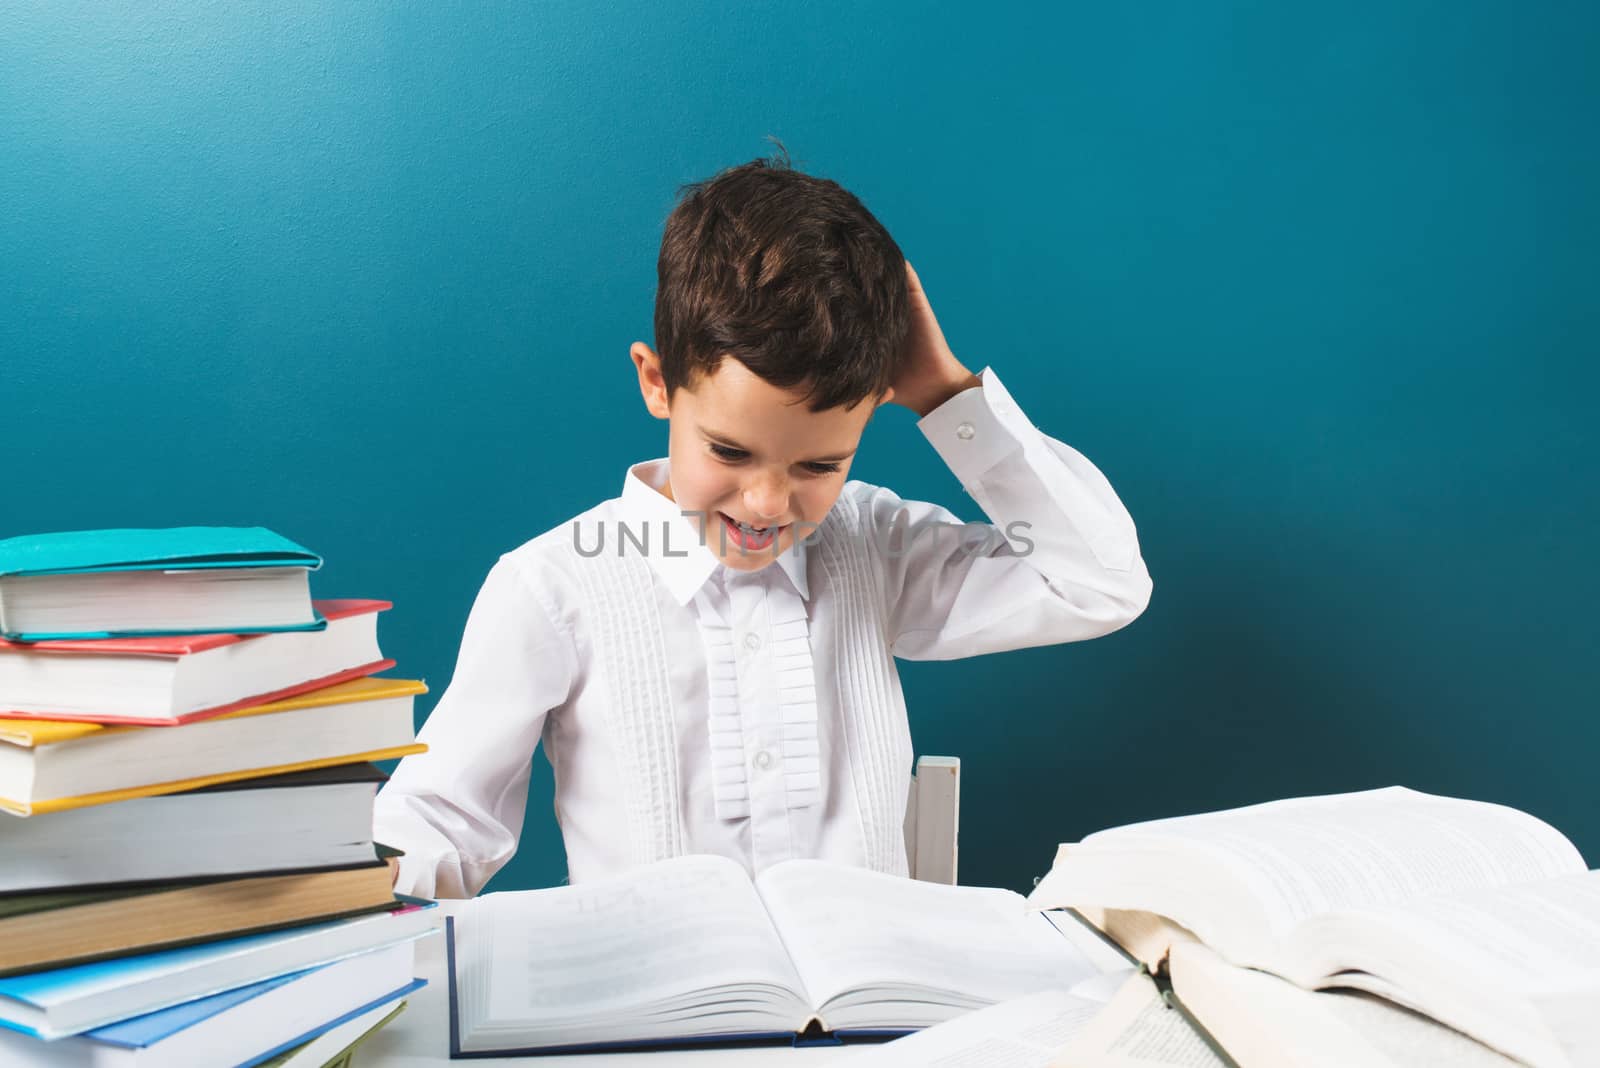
[0,599,395,726]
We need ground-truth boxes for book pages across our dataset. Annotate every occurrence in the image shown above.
[454,855,806,1049]
[1290,869,1600,1065]
[754,860,1101,1024]
[1050,971,1228,1067]
[1031,787,1585,965]
[1167,942,1522,1068]
[1312,868,1600,992]
[1,566,315,637]
[1326,993,1525,1068]
[819,987,1112,1067]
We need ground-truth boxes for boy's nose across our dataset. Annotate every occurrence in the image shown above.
[743,476,790,522]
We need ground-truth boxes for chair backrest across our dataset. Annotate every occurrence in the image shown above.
[903,755,960,885]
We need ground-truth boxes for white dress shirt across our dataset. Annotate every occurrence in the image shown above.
[374,368,1152,898]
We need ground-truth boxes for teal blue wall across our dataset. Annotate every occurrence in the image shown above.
[4,3,1596,893]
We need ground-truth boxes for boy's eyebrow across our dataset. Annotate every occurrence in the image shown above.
[700,428,857,464]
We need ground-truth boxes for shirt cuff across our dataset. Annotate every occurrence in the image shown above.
[373,802,442,900]
[916,366,1038,485]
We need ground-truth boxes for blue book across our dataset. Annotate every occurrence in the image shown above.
[0,938,423,1068]
[0,900,436,1041]
[0,527,324,640]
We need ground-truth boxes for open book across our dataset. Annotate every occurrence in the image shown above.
[447,854,1102,1056]
[1026,787,1600,1068]
[1164,941,1525,1068]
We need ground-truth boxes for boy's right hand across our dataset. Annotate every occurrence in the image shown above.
[386,854,401,889]
[891,261,981,418]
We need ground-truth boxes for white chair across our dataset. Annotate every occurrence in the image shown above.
[904,755,960,885]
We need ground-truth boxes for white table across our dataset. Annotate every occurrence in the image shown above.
[353,901,865,1066]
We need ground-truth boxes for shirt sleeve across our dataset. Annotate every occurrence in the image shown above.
[371,553,576,898]
[870,366,1153,661]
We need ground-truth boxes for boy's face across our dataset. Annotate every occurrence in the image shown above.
[631,343,891,572]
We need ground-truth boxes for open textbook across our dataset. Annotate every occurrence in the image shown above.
[1027,787,1600,1068]
[447,854,1103,1056]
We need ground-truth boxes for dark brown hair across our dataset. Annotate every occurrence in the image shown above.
[653,146,909,412]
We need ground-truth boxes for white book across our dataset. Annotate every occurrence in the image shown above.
[1028,786,1600,1068]
[449,855,1104,1056]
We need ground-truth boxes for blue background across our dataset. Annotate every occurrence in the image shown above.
[4,2,1596,893]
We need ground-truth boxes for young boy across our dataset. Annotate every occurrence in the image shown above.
[375,155,1152,898]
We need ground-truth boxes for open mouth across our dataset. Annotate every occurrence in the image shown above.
[718,512,785,552]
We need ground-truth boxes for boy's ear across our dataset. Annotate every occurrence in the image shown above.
[630,342,671,420]
[877,386,896,408]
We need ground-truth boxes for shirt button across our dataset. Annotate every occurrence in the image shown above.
[743,632,762,651]
[753,749,774,770]
[955,422,976,440]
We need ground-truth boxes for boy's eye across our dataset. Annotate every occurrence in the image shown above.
[707,442,840,475]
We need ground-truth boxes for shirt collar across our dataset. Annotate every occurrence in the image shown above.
[619,459,810,606]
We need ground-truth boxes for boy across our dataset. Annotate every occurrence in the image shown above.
[375,154,1152,898]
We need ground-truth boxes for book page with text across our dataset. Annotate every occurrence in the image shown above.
[1050,971,1229,1067]
[1297,868,1600,992]
[1325,992,1526,1068]
[454,855,807,1048]
[818,988,1110,1067]
[756,861,1101,1023]
[1035,788,1584,964]
[1289,868,1600,1067]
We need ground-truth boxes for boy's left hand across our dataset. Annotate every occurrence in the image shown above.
[889,260,983,418]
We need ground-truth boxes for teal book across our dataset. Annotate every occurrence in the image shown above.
[0,527,323,641]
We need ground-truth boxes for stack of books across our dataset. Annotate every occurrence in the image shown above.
[0,526,438,1067]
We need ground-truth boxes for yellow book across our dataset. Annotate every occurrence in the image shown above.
[0,677,426,816]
